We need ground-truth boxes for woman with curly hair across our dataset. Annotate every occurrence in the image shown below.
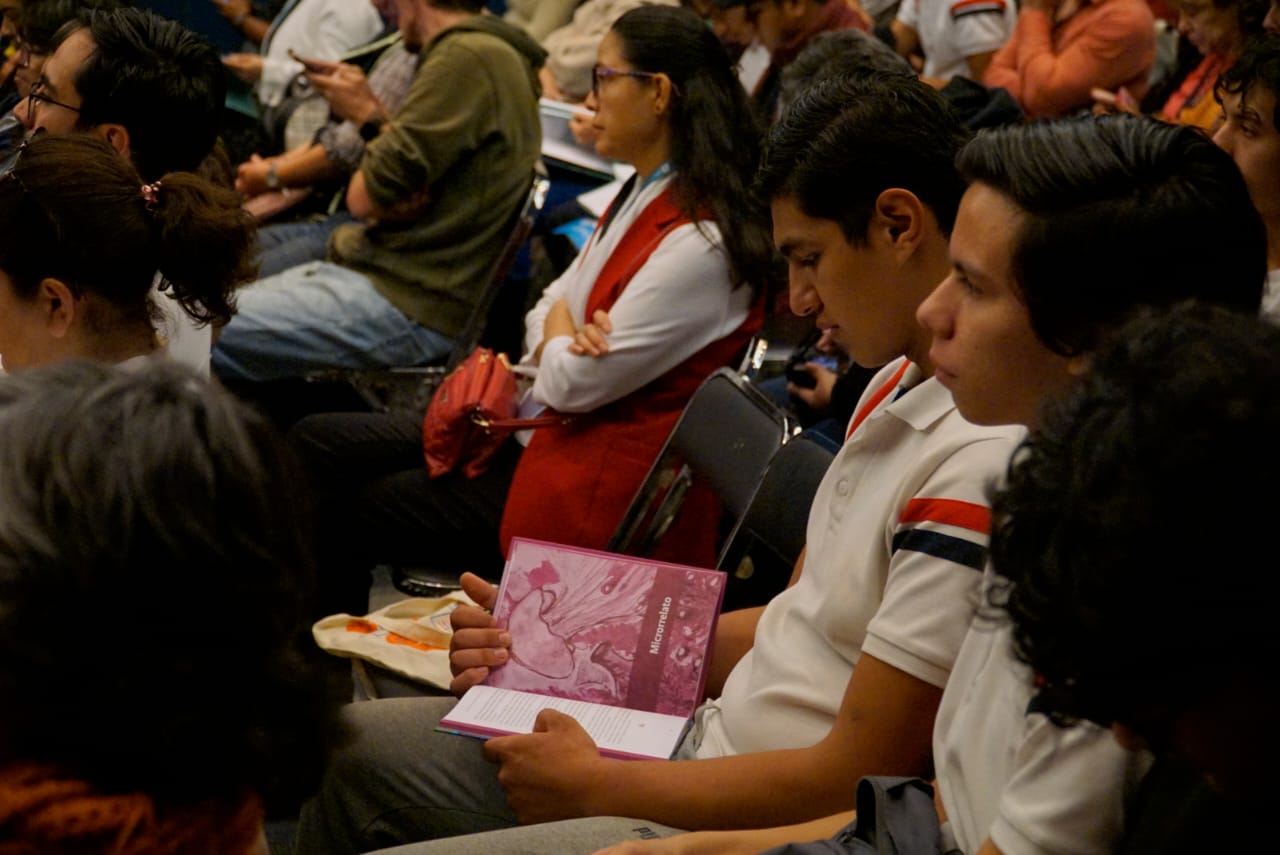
[0,132,255,372]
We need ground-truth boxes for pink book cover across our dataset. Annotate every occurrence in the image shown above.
[484,537,725,717]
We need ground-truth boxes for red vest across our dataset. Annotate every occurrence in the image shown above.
[498,186,762,567]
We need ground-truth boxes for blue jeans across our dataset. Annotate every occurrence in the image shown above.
[212,261,454,383]
[256,211,357,278]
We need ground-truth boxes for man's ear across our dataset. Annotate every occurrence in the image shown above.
[93,122,131,159]
[870,188,927,255]
[37,277,78,339]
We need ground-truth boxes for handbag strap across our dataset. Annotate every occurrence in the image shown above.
[470,412,568,432]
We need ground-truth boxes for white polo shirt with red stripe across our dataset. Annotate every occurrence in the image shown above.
[693,358,1024,758]
[896,0,1017,80]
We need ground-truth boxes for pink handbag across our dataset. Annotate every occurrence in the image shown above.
[421,349,563,478]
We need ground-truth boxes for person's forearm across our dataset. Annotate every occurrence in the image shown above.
[582,649,937,831]
[662,813,858,855]
[585,743,863,831]
[275,143,344,188]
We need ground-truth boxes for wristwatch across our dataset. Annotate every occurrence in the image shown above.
[359,118,383,142]
[265,162,281,190]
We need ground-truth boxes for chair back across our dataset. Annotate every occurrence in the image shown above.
[607,368,793,564]
[718,435,834,611]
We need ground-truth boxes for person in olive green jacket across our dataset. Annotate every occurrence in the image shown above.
[213,0,545,383]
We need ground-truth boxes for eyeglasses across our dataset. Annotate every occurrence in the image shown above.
[26,79,80,116]
[590,64,663,97]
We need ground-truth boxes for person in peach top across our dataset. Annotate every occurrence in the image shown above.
[983,0,1155,117]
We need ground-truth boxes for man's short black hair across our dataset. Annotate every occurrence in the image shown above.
[74,7,225,180]
[757,73,969,242]
[957,115,1266,356]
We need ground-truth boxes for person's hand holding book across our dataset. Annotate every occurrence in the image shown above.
[448,572,512,696]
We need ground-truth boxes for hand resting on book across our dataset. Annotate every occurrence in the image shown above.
[449,572,512,696]
[483,707,608,823]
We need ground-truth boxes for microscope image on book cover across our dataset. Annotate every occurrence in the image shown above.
[486,540,723,716]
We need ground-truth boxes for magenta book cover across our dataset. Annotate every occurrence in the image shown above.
[485,538,725,717]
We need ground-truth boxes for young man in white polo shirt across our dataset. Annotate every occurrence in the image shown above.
[598,115,1266,855]
[294,74,1024,855]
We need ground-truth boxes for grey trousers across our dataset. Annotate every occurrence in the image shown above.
[368,816,685,855]
[295,697,686,855]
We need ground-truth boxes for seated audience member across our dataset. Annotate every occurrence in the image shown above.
[293,72,1025,855]
[290,4,771,614]
[750,0,872,121]
[1214,33,1280,319]
[709,0,771,92]
[0,0,20,111]
[235,32,417,277]
[2,0,118,118]
[0,134,252,371]
[1096,0,1267,129]
[1268,0,1280,27]
[11,6,233,373]
[891,0,1017,85]
[217,0,384,150]
[539,0,679,103]
[988,302,1278,821]
[211,0,544,383]
[12,6,225,179]
[0,360,342,850]
[983,0,1156,117]
[593,114,1266,855]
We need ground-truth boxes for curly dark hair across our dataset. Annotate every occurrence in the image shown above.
[0,361,343,810]
[988,302,1280,729]
[1217,32,1280,128]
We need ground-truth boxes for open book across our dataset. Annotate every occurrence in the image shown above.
[438,537,725,760]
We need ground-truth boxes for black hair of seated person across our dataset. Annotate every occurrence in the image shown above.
[986,302,1280,735]
[756,73,969,241]
[17,0,120,55]
[611,4,778,291]
[1217,32,1280,130]
[71,6,226,181]
[957,115,1266,358]
[0,133,254,329]
[777,29,914,118]
[0,360,344,809]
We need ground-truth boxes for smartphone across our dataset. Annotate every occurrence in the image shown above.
[786,363,818,389]
[287,49,332,74]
